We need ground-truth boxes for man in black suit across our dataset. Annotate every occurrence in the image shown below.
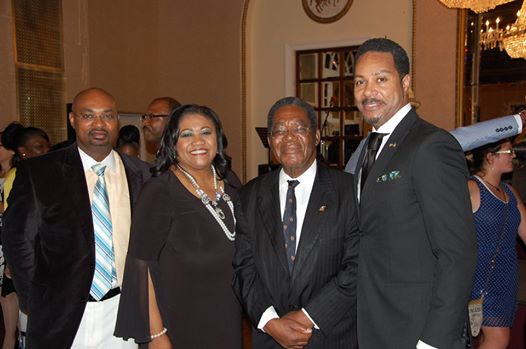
[3,88,150,349]
[353,38,477,349]
[233,97,360,348]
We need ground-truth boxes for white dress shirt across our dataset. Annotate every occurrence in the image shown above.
[258,160,320,330]
[78,148,131,287]
[357,103,411,199]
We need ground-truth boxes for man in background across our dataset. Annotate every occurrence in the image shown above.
[141,97,181,150]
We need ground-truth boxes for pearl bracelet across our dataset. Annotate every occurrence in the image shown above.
[150,327,167,340]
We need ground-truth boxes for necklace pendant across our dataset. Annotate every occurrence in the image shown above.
[215,206,225,220]
[201,193,210,205]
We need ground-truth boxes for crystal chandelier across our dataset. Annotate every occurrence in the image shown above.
[479,17,509,51]
[503,1,526,58]
[439,0,514,13]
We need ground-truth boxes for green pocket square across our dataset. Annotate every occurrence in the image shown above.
[376,170,401,183]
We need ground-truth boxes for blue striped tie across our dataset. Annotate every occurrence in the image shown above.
[90,164,116,301]
[283,180,299,273]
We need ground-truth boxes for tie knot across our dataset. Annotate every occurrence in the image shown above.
[287,180,299,189]
[367,132,385,151]
[92,164,106,177]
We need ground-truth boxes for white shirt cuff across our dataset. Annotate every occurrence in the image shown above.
[514,114,523,134]
[301,308,320,329]
[416,340,438,349]
[257,306,279,331]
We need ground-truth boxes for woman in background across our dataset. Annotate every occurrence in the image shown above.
[117,125,141,158]
[0,123,16,349]
[468,139,526,349]
[116,104,242,348]
[1,123,50,349]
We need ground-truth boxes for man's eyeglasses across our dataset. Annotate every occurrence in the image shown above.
[494,149,515,155]
[140,114,169,122]
[73,112,117,121]
[270,126,311,139]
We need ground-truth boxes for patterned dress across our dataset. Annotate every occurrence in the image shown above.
[470,176,521,327]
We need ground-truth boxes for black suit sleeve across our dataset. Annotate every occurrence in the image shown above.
[304,175,359,333]
[232,192,277,327]
[413,132,477,347]
[3,163,38,313]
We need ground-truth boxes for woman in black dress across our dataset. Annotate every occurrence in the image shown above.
[115,105,242,349]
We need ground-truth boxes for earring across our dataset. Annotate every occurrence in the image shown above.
[21,153,27,159]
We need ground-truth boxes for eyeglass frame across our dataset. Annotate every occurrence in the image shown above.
[493,149,515,155]
[72,111,118,122]
[140,114,169,122]
[269,125,312,139]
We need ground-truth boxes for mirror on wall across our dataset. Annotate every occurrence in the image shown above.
[459,1,526,127]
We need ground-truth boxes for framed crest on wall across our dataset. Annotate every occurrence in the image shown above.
[302,0,353,23]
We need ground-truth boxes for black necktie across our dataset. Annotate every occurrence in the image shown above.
[361,132,385,189]
[283,180,299,273]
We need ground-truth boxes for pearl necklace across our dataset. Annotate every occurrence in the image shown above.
[176,164,235,241]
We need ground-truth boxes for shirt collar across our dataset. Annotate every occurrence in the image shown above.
[78,147,116,172]
[279,159,317,188]
[373,103,412,134]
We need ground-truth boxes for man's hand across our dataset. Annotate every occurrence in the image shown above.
[520,109,526,127]
[263,317,312,349]
[283,310,314,329]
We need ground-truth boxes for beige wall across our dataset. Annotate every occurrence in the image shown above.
[245,0,413,180]
[0,0,462,179]
[156,0,244,175]
[413,0,458,130]
[57,0,244,174]
[0,1,17,129]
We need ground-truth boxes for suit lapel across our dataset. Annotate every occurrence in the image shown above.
[257,171,289,274]
[62,144,93,242]
[292,162,333,281]
[362,109,418,193]
[118,152,143,210]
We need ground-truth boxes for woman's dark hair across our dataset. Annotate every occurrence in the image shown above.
[1,123,50,168]
[469,139,509,174]
[2,122,24,167]
[154,104,229,178]
[117,125,140,149]
[17,127,50,147]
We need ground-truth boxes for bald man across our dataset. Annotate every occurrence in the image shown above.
[3,88,150,349]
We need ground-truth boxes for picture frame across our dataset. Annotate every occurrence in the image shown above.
[302,0,353,23]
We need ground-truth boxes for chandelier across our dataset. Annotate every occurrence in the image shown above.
[479,17,509,51]
[503,1,526,58]
[439,0,514,13]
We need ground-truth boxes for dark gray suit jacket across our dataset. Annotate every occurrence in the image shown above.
[2,144,150,349]
[356,109,477,348]
[233,161,360,348]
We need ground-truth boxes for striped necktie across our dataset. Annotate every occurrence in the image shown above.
[90,164,116,300]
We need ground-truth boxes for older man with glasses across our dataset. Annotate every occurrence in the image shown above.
[141,97,181,151]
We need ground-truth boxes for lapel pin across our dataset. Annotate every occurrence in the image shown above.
[319,205,326,212]
[389,143,397,148]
